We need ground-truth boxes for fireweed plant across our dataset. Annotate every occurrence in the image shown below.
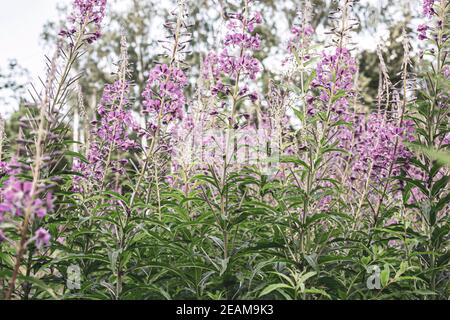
[0,0,448,300]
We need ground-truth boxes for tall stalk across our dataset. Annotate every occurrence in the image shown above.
[5,20,89,299]
[129,1,189,209]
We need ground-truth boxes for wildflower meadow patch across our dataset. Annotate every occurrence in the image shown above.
[0,0,448,301]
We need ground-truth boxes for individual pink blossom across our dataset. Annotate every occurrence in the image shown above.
[422,0,436,18]
[417,24,429,40]
[34,228,51,248]
[443,65,450,80]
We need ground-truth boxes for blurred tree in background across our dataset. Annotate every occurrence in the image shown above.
[0,60,29,112]
[2,0,421,142]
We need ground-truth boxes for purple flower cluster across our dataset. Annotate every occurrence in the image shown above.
[282,4,315,69]
[0,158,22,176]
[224,33,261,50]
[0,161,10,176]
[96,80,139,150]
[203,50,260,89]
[308,48,357,115]
[202,5,262,101]
[72,143,107,189]
[443,65,450,80]
[422,0,436,18]
[350,114,415,182]
[33,228,51,248]
[288,25,314,54]
[417,24,429,40]
[60,0,107,43]
[0,177,54,220]
[73,79,138,191]
[142,64,188,127]
[0,176,54,248]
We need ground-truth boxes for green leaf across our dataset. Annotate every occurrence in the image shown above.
[380,264,390,287]
[65,150,89,164]
[299,271,317,283]
[304,288,331,299]
[331,90,347,104]
[259,283,292,297]
[292,107,305,123]
[431,176,449,197]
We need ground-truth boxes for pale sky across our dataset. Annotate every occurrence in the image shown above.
[0,0,69,78]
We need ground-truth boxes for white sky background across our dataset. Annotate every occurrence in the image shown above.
[0,0,69,116]
[0,0,69,79]
[0,0,421,116]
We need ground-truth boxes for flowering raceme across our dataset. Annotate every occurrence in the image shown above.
[96,80,139,151]
[202,4,262,102]
[73,77,138,191]
[309,48,357,115]
[73,37,139,192]
[0,177,53,219]
[305,46,360,180]
[350,114,415,182]
[60,0,107,43]
[179,1,265,180]
[282,0,315,71]
[142,64,188,128]
[287,24,314,59]
[422,0,436,18]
